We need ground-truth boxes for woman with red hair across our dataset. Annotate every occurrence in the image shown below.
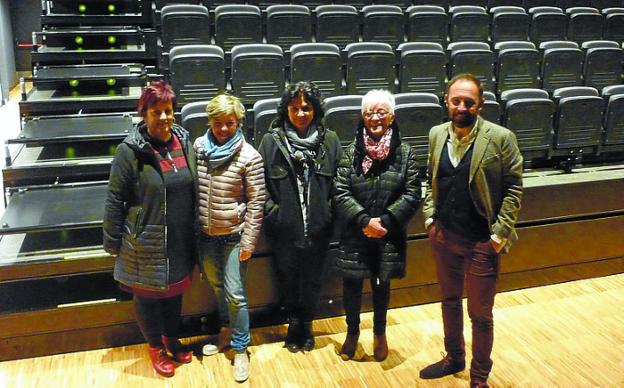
[103,80,196,377]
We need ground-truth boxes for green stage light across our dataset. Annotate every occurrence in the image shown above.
[108,4,116,13]
[69,79,79,87]
[107,35,117,45]
[106,78,116,86]
[78,4,87,13]
[74,36,84,45]
[65,147,75,158]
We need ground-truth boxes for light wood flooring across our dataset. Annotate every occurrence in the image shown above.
[1,273,623,387]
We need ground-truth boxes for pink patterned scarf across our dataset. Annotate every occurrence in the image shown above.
[362,128,393,174]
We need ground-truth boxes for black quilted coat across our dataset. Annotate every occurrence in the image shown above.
[103,123,196,291]
[333,121,421,281]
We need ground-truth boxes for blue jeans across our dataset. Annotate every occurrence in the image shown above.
[200,232,250,352]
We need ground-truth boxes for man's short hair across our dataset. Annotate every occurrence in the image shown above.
[445,73,484,100]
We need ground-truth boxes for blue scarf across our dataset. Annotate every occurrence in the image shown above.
[203,128,244,169]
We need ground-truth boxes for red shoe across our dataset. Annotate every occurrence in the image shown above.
[162,336,193,364]
[148,346,175,377]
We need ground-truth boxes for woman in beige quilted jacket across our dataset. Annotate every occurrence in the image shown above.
[194,94,265,383]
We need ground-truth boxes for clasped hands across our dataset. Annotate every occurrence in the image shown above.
[362,217,387,239]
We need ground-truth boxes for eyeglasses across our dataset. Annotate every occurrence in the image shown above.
[364,110,390,119]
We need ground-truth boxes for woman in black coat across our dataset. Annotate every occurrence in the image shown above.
[258,81,341,352]
[334,89,421,362]
[103,81,196,377]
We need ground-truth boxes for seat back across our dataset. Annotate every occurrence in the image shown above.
[495,41,540,93]
[252,98,280,147]
[315,5,360,49]
[266,5,312,51]
[490,6,530,42]
[602,85,624,144]
[362,5,406,48]
[406,6,449,48]
[345,42,396,94]
[501,88,555,154]
[448,41,495,91]
[602,8,624,42]
[529,6,567,44]
[450,6,491,42]
[394,93,443,162]
[290,43,343,98]
[323,95,363,145]
[481,91,502,123]
[169,45,225,108]
[180,100,209,143]
[398,42,447,97]
[566,7,604,44]
[214,5,262,52]
[161,4,211,52]
[540,41,583,93]
[553,86,603,148]
[231,44,285,105]
[582,40,623,90]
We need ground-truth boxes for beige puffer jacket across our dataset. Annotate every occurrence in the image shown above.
[194,136,266,254]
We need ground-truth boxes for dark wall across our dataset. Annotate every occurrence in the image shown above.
[9,0,40,72]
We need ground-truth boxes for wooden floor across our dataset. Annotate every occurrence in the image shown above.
[1,273,623,387]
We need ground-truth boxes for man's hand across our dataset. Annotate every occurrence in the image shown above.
[239,250,252,261]
[362,217,388,239]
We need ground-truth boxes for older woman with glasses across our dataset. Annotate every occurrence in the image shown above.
[333,89,421,362]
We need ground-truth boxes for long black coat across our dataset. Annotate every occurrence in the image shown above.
[258,124,342,249]
[103,123,197,291]
[333,121,421,281]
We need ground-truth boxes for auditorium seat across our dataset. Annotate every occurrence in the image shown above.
[540,40,583,93]
[487,0,524,8]
[602,84,624,145]
[451,0,487,7]
[160,4,210,53]
[314,5,360,50]
[345,42,396,94]
[449,5,491,42]
[501,88,555,157]
[323,95,363,145]
[362,5,406,48]
[266,4,312,52]
[581,40,623,91]
[602,8,624,43]
[231,44,285,105]
[495,41,540,93]
[524,0,558,8]
[406,5,449,48]
[372,0,413,9]
[180,100,209,143]
[566,7,604,44]
[490,6,530,42]
[398,42,447,97]
[394,92,443,163]
[214,5,262,52]
[252,97,280,147]
[448,41,495,92]
[168,45,225,108]
[529,6,567,44]
[412,0,451,9]
[290,43,343,98]
[481,91,502,123]
[553,86,603,150]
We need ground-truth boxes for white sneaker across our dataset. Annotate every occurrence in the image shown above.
[233,352,250,382]
[202,343,218,356]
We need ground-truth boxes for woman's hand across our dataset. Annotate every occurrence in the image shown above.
[239,250,252,261]
[362,217,388,239]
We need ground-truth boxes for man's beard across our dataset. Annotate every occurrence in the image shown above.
[452,112,477,128]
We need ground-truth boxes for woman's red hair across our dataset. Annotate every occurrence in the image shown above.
[136,80,177,117]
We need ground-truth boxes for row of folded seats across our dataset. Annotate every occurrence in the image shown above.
[167,40,624,107]
[156,0,624,12]
[159,3,624,55]
[178,86,624,166]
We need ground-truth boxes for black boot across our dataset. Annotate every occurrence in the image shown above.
[284,317,302,353]
[301,321,314,351]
